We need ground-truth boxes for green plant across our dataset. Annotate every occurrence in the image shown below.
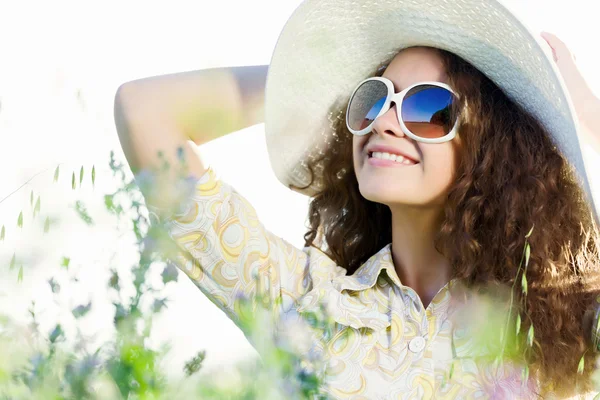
[0,151,331,399]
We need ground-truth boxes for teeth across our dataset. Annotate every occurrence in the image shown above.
[371,152,415,165]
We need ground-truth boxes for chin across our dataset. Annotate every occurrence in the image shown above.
[358,181,443,208]
[359,182,414,205]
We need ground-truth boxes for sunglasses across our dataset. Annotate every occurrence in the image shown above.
[345,77,462,143]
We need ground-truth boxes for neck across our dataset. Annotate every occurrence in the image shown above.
[389,205,452,309]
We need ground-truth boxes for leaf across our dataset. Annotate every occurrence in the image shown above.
[527,324,534,347]
[578,354,585,374]
[44,217,50,233]
[440,375,448,389]
[0,225,4,241]
[17,265,23,282]
[48,278,60,294]
[30,190,34,206]
[161,262,178,285]
[152,298,168,313]
[524,243,531,269]
[525,225,534,238]
[104,195,115,212]
[49,324,63,343]
[521,273,528,295]
[492,356,501,371]
[108,270,120,291]
[72,172,76,189]
[183,350,206,377]
[516,314,521,335]
[449,361,455,380]
[79,166,84,186]
[521,365,530,385]
[72,302,92,318]
[53,165,60,183]
[74,201,94,225]
[113,303,128,325]
[92,165,95,187]
[9,253,15,269]
[34,196,41,217]
[17,211,23,228]
[61,257,70,269]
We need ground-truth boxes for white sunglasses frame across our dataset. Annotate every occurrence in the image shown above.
[345,76,462,144]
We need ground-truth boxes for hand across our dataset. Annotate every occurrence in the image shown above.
[540,31,598,125]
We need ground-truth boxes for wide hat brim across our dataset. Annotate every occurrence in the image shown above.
[264,0,599,221]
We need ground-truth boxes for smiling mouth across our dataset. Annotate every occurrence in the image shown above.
[367,151,419,166]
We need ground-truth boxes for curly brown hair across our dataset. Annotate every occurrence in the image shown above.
[293,46,600,397]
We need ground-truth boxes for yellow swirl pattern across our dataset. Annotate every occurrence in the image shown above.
[156,166,571,399]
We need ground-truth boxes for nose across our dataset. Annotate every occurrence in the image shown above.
[371,101,405,138]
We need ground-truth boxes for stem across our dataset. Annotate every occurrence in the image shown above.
[499,236,530,364]
[0,164,62,206]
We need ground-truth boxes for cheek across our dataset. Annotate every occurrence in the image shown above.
[352,135,367,171]
[422,146,458,194]
[351,138,459,207]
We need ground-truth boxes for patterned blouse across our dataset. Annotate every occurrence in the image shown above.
[156,165,571,399]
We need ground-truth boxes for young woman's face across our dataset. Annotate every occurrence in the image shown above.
[353,47,462,208]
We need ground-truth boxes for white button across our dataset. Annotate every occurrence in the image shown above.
[408,336,426,353]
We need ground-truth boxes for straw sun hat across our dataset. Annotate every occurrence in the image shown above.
[263,0,599,220]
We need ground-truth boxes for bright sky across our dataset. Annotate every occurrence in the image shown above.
[0,0,599,379]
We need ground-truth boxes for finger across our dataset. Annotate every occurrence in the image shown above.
[540,31,565,46]
[540,32,559,62]
[540,31,576,62]
[541,31,573,56]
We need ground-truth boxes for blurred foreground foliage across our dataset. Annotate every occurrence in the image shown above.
[3,150,600,399]
[0,151,331,399]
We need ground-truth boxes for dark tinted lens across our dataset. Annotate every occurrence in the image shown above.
[401,85,457,139]
[347,80,388,131]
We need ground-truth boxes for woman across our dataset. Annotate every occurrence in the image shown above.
[114,0,600,398]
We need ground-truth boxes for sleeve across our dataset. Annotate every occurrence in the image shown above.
[150,165,314,333]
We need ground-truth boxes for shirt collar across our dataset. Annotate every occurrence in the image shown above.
[296,244,395,332]
[332,243,462,314]
[299,243,462,332]
[331,243,401,292]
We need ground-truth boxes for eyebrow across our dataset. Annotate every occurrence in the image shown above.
[375,64,388,77]
[381,75,405,92]
[376,65,403,91]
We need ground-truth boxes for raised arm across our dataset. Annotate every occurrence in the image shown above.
[114,65,268,211]
[112,65,327,340]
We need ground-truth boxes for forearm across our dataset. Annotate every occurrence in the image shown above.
[114,65,267,210]
[114,89,207,213]
[118,68,242,145]
[119,65,267,145]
